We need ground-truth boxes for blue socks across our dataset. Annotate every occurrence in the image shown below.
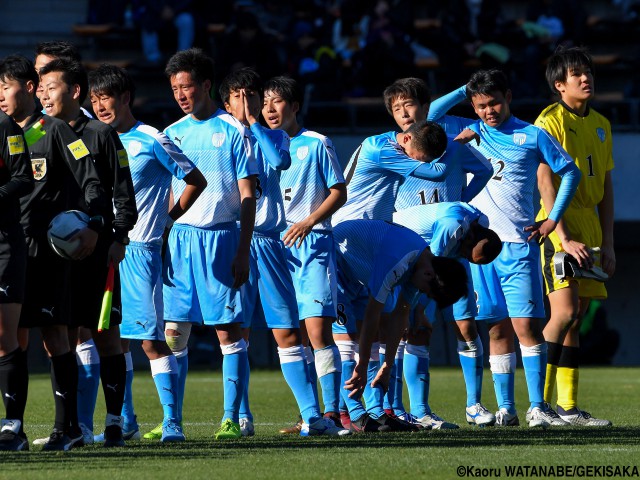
[457,336,484,407]
[490,353,516,414]
[221,340,248,423]
[239,346,253,421]
[520,343,547,409]
[76,339,100,431]
[315,345,341,414]
[404,343,430,418]
[279,345,321,424]
[150,354,179,421]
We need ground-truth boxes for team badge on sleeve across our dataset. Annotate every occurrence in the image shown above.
[8,135,25,155]
[31,158,47,180]
[67,139,90,159]
[117,149,130,167]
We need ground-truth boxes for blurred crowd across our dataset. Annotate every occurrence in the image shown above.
[85,0,640,100]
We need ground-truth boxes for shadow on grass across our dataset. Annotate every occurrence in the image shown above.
[2,426,640,464]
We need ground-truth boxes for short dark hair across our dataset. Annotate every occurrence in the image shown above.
[0,55,39,88]
[263,76,303,109]
[469,224,502,264]
[218,67,262,105]
[39,58,89,104]
[165,48,215,93]
[466,69,509,99]
[405,120,447,160]
[35,41,82,63]
[430,256,468,309]
[88,64,136,106]
[545,45,594,95]
[383,77,431,115]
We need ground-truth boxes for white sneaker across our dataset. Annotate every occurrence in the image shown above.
[558,408,612,426]
[540,403,571,426]
[495,408,520,427]
[465,403,496,426]
[32,435,49,446]
[239,417,255,437]
[418,412,459,430]
[396,412,424,427]
[525,407,551,428]
[300,417,351,436]
[80,423,94,445]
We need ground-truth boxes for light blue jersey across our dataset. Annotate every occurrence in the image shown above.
[250,123,290,234]
[164,109,258,227]
[280,128,344,231]
[333,131,448,223]
[333,220,426,305]
[394,137,491,211]
[393,202,488,258]
[467,116,575,243]
[120,122,195,245]
[427,85,475,135]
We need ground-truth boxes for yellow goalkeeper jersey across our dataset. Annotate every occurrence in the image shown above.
[535,101,614,212]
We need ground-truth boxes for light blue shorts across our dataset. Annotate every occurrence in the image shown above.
[163,223,243,326]
[333,263,367,335]
[470,241,545,323]
[120,242,165,341]
[243,232,299,330]
[284,230,337,320]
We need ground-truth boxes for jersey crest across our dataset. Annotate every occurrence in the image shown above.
[211,132,225,147]
[31,158,47,180]
[513,133,527,145]
[127,140,142,157]
[596,127,606,143]
[296,145,309,160]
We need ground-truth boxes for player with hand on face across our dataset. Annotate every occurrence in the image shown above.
[1,55,107,451]
[220,67,349,437]
[535,46,614,426]
[89,63,207,442]
[432,69,581,427]
[262,76,347,432]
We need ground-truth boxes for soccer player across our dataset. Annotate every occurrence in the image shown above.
[1,55,107,450]
[88,64,208,441]
[329,120,450,431]
[535,46,614,426]
[262,76,346,432]
[38,58,138,446]
[161,48,257,440]
[331,120,449,225]
[220,67,348,436]
[335,220,468,408]
[392,201,501,428]
[433,69,581,427]
[384,77,494,429]
[0,108,34,451]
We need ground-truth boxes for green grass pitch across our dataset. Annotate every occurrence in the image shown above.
[1,367,639,480]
